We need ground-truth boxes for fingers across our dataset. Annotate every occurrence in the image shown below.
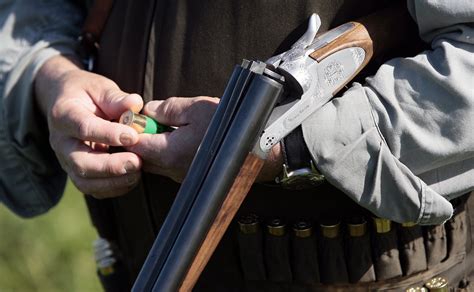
[127,97,220,181]
[73,173,141,199]
[68,143,141,178]
[144,96,219,127]
[50,74,144,146]
[52,104,139,146]
[98,89,143,118]
[126,127,197,181]
[82,75,143,118]
[53,138,143,198]
[37,63,147,197]
[53,138,141,178]
[128,134,184,183]
[126,132,173,167]
[143,97,195,126]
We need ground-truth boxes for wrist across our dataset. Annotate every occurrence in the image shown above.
[34,55,83,117]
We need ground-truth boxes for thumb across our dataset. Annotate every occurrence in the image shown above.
[143,97,193,126]
[98,88,144,119]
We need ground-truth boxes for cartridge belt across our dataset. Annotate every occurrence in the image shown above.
[235,193,472,291]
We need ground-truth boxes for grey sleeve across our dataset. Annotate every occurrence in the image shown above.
[0,1,84,217]
[301,0,474,225]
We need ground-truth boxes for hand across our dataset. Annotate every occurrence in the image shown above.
[127,96,282,182]
[126,96,218,182]
[35,55,144,198]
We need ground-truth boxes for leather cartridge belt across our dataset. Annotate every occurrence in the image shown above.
[235,194,472,291]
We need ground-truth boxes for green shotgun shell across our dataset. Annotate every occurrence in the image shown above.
[119,110,173,134]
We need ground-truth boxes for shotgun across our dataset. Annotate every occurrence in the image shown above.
[133,3,416,291]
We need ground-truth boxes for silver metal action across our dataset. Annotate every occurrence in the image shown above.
[259,14,365,154]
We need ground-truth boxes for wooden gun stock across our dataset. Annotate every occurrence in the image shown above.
[311,2,415,94]
[311,1,412,62]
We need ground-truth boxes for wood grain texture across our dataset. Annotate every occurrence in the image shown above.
[179,153,265,291]
[310,1,410,62]
[310,21,373,65]
[310,2,412,95]
[310,21,373,95]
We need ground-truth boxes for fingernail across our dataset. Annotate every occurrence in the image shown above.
[120,133,133,145]
[124,161,136,173]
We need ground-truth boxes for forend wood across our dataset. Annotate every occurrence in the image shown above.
[179,153,265,291]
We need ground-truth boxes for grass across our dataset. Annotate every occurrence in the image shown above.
[0,181,102,292]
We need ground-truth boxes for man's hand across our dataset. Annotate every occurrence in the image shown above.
[126,96,218,182]
[127,96,282,182]
[35,55,144,198]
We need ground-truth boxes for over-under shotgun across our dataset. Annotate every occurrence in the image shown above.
[133,3,417,291]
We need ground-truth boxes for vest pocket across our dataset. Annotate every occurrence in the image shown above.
[398,224,428,276]
[424,223,448,267]
[446,196,468,258]
[372,226,403,280]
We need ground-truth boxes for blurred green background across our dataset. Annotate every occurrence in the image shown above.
[0,181,102,292]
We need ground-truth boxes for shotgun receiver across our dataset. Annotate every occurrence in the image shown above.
[133,3,414,291]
